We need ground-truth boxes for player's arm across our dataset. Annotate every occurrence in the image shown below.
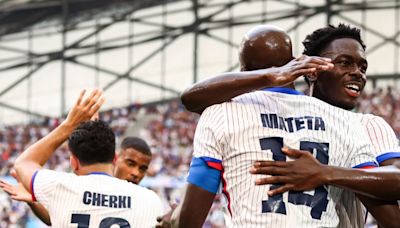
[172,103,225,227]
[0,179,51,225]
[14,89,104,192]
[171,184,216,228]
[356,194,399,228]
[250,147,400,200]
[28,202,51,225]
[181,55,333,114]
[171,156,222,227]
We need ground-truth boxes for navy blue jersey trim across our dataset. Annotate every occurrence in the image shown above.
[376,152,400,165]
[88,172,112,177]
[262,87,303,95]
[353,161,378,169]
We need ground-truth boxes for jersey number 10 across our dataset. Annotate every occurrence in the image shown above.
[259,137,329,220]
[71,214,130,228]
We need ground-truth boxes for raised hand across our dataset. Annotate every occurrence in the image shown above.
[250,147,328,196]
[64,89,105,127]
[0,180,33,203]
[266,55,334,87]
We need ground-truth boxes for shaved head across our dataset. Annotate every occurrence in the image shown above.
[239,25,293,71]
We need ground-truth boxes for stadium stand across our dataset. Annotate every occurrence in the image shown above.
[0,86,398,227]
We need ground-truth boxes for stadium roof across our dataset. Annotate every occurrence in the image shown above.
[0,0,399,124]
[0,0,183,36]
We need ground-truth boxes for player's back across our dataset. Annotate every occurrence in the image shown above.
[33,170,162,227]
[194,89,375,228]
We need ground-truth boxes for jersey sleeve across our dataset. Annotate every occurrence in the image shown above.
[192,104,226,159]
[360,115,400,165]
[32,169,73,208]
[349,148,378,169]
[348,117,379,169]
[187,104,226,193]
[149,190,164,220]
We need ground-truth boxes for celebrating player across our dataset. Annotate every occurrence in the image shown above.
[1,135,156,225]
[12,89,163,227]
[172,24,400,228]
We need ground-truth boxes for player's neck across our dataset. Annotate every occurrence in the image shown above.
[75,163,114,176]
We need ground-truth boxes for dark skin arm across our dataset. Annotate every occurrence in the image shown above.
[171,184,216,228]
[251,148,400,228]
[181,56,333,114]
[249,148,400,200]
[359,158,400,228]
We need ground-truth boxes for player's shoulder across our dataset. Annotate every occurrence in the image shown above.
[126,182,162,205]
[119,180,159,197]
[36,169,76,181]
[355,112,388,125]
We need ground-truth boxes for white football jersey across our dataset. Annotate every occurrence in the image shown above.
[193,89,376,228]
[32,170,163,227]
[336,113,400,228]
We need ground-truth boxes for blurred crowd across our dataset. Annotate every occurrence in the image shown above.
[357,86,400,138]
[0,86,399,227]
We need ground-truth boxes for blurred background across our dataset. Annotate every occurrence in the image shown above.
[0,0,399,227]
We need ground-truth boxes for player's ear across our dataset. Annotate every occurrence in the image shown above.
[70,155,80,172]
[113,153,118,165]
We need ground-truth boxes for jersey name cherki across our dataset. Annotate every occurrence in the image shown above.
[83,191,132,208]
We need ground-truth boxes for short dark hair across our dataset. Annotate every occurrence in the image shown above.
[302,23,366,84]
[120,137,151,156]
[303,23,366,56]
[68,120,115,165]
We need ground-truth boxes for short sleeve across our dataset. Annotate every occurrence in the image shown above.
[193,104,226,160]
[148,190,163,222]
[32,169,74,208]
[360,115,400,164]
[348,118,378,169]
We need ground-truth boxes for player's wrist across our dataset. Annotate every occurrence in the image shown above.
[319,164,333,185]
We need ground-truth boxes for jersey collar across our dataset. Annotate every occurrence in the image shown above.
[88,172,112,177]
[262,87,303,95]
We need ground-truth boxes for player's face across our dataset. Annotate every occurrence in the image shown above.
[114,148,151,184]
[313,38,367,110]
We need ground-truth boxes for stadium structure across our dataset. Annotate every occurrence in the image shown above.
[0,0,399,123]
[1,1,400,227]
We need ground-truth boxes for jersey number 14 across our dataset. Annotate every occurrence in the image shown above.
[260,137,329,220]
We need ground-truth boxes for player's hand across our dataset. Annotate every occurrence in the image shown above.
[250,147,327,196]
[155,202,178,228]
[64,89,105,127]
[0,180,33,203]
[267,55,333,87]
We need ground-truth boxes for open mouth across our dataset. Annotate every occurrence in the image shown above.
[344,83,361,98]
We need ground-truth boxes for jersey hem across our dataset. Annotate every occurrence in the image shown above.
[352,161,378,169]
[376,152,400,165]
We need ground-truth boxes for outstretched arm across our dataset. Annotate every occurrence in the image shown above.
[14,89,104,192]
[181,56,333,114]
[250,148,400,227]
[250,148,400,200]
[0,177,51,225]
